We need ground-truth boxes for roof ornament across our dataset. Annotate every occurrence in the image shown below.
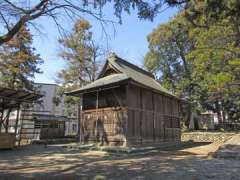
[108,52,118,59]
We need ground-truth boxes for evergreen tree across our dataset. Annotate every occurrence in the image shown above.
[0,25,43,90]
[187,17,240,123]
[144,10,240,126]
[144,14,196,126]
[56,19,104,116]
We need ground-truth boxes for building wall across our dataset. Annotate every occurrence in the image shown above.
[80,84,181,147]
[33,83,79,137]
[7,83,78,141]
[126,84,181,146]
[81,107,127,145]
[33,83,65,115]
[7,110,41,140]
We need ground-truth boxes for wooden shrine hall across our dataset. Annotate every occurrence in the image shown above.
[67,53,182,147]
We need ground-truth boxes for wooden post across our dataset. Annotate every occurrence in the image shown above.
[77,101,81,143]
[5,108,12,133]
[0,108,4,133]
[95,90,99,142]
[162,96,166,140]
[178,101,181,128]
[18,107,26,146]
[152,92,155,142]
[46,120,49,145]
[78,96,83,144]
[14,104,20,135]
[140,88,143,144]
[125,84,129,145]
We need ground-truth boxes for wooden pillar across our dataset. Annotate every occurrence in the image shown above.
[162,96,166,140]
[18,107,25,146]
[95,90,99,142]
[5,108,12,133]
[152,92,155,142]
[63,120,66,138]
[140,88,143,144]
[96,90,99,118]
[0,108,4,133]
[178,101,181,128]
[77,101,81,142]
[125,84,129,143]
[14,104,20,135]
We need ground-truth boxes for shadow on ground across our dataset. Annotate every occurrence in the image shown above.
[0,142,239,180]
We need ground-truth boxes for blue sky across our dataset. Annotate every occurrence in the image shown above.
[33,5,177,84]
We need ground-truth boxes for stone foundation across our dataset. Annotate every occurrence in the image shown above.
[181,132,236,143]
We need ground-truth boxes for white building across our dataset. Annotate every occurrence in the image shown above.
[33,83,78,138]
[9,83,78,141]
[33,83,65,116]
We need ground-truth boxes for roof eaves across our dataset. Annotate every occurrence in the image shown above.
[66,75,130,96]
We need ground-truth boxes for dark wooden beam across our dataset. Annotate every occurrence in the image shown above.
[0,95,34,104]
[140,88,143,144]
[0,108,4,133]
[78,101,81,143]
[5,91,20,98]
[152,91,155,141]
[17,93,33,100]
[14,104,21,134]
[4,108,12,133]
[125,82,129,140]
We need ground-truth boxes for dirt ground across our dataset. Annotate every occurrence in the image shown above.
[0,142,239,180]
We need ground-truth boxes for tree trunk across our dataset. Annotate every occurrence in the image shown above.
[185,103,192,128]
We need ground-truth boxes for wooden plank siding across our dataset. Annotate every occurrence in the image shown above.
[126,84,181,146]
[81,107,127,145]
[126,84,141,143]
[153,93,165,141]
[80,83,181,146]
[141,88,154,141]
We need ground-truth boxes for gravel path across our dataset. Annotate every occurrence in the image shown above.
[0,143,239,180]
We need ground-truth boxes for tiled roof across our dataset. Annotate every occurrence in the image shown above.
[66,53,175,97]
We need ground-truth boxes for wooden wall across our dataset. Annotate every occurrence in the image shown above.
[40,121,65,139]
[126,83,181,146]
[40,128,65,139]
[80,84,181,147]
[126,85,141,143]
[81,107,127,145]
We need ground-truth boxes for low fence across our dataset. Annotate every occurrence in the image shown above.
[181,132,236,143]
[215,122,240,130]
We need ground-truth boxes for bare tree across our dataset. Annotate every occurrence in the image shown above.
[0,0,175,45]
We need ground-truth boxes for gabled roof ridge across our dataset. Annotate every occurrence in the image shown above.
[108,54,155,79]
[66,53,177,98]
[97,58,120,79]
